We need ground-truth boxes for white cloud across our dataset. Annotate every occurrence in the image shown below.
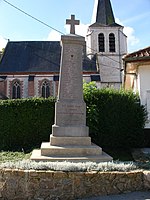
[0,36,8,50]
[115,18,124,26]
[91,1,140,49]
[116,18,139,47]
[65,23,89,38]
[75,24,89,37]
[47,30,61,41]
[91,0,98,23]
[123,26,139,46]
[46,23,89,42]
[46,16,139,52]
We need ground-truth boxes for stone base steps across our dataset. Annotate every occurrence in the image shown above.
[31,142,113,162]
[31,149,112,162]
[41,142,102,156]
[50,135,91,146]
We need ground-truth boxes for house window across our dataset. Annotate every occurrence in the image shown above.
[41,80,50,98]
[98,33,105,52]
[12,81,21,99]
[109,33,115,52]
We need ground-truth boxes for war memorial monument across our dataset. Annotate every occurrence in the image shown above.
[31,15,112,162]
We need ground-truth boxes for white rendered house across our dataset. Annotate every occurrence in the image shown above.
[124,46,150,128]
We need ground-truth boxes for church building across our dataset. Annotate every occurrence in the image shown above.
[87,0,127,89]
[0,0,127,99]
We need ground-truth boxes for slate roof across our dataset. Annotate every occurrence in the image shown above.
[90,0,122,27]
[0,41,97,73]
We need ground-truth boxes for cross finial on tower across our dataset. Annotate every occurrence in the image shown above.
[66,15,80,34]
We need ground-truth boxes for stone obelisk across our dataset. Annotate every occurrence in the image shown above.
[31,15,112,162]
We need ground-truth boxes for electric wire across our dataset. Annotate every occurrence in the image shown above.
[26,43,60,67]
[1,40,122,72]
[0,35,9,41]
[2,0,123,71]
[2,0,64,35]
[3,0,123,66]
[84,43,122,65]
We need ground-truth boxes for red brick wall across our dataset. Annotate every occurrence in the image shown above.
[50,81,53,96]
[4,81,7,97]
[28,80,34,97]
[38,80,43,97]
[0,80,7,97]
[55,81,59,96]
[0,81,5,94]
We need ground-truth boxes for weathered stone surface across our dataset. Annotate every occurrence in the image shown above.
[50,135,91,146]
[52,34,88,138]
[0,169,148,200]
[31,16,112,162]
[143,171,150,190]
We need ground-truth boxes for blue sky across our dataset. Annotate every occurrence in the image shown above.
[0,0,150,52]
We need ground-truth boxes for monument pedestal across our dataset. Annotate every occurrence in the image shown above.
[31,142,112,162]
[31,135,112,162]
[31,15,112,162]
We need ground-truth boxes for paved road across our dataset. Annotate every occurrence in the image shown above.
[79,191,150,200]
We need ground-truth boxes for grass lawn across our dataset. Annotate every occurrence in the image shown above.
[0,151,31,163]
[0,147,141,163]
[0,148,133,163]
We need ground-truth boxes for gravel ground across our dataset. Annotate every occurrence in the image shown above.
[78,191,150,200]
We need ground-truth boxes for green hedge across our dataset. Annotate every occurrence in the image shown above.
[0,84,147,151]
[83,82,147,149]
[0,98,55,151]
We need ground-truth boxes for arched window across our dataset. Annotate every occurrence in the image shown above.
[98,33,105,52]
[42,80,50,98]
[12,81,21,99]
[109,33,115,52]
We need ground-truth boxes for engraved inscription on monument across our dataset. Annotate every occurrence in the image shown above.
[55,102,86,126]
[58,44,83,101]
[52,15,88,137]
[30,15,112,162]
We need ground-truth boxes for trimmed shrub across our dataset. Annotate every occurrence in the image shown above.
[0,83,147,151]
[0,98,55,151]
[83,82,147,149]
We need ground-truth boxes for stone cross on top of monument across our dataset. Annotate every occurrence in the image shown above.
[66,14,80,34]
[31,14,112,162]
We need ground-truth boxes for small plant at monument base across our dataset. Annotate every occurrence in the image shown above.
[1,151,150,171]
[0,159,138,172]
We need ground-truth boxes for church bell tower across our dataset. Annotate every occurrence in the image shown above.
[87,0,127,88]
